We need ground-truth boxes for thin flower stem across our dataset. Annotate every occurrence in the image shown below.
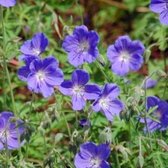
[60,109,72,138]
[95,61,111,82]
[54,93,72,138]
[144,83,157,168]
[0,6,17,115]
[75,0,84,25]
[115,152,121,168]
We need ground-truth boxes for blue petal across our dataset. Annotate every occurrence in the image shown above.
[160,9,168,25]
[80,142,97,157]
[103,83,120,99]
[84,84,101,100]
[97,144,111,160]
[146,96,160,110]
[129,53,143,71]
[72,69,89,85]
[42,56,59,69]
[150,0,166,13]
[31,32,48,54]
[72,95,86,110]
[103,99,124,121]
[100,160,111,168]
[18,65,30,81]
[74,153,91,168]
[0,0,16,7]
[112,60,130,76]
[59,80,73,96]
[45,67,64,86]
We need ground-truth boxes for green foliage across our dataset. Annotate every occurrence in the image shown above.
[0,0,168,168]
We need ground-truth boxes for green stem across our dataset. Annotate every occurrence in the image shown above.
[75,0,83,24]
[115,151,121,168]
[54,93,71,138]
[95,61,111,82]
[0,6,16,115]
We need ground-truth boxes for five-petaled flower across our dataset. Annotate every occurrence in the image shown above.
[74,142,111,168]
[150,0,168,25]
[140,96,168,132]
[59,69,100,110]
[0,111,25,150]
[18,56,64,98]
[0,0,16,7]
[92,83,124,121]
[62,25,99,67]
[107,35,145,76]
[20,32,48,57]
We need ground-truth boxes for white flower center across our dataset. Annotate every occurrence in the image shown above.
[99,97,109,109]
[36,70,45,81]
[90,157,101,168]
[0,128,9,142]
[72,85,84,96]
[79,41,89,52]
[33,48,41,55]
[155,111,161,120]
[119,51,130,62]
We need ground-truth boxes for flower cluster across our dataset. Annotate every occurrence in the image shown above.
[16,23,168,167]
[0,0,16,7]
[60,69,124,121]
[0,112,25,150]
[18,33,64,98]
[1,1,168,167]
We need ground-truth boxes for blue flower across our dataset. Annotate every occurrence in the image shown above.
[0,111,25,150]
[92,84,124,121]
[20,32,48,57]
[107,35,145,76]
[140,96,168,132]
[0,0,16,7]
[74,142,111,168]
[150,0,168,25]
[18,56,64,98]
[142,77,157,89]
[59,69,100,110]
[79,118,91,127]
[62,25,99,67]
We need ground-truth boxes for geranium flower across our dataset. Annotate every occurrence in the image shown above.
[74,142,111,168]
[142,77,157,89]
[0,111,25,150]
[0,0,16,7]
[92,83,124,121]
[18,56,64,98]
[107,35,145,76]
[20,32,48,57]
[141,96,168,132]
[150,0,168,25]
[59,69,100,110]
[62,25,99,67]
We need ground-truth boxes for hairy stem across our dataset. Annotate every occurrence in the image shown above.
[0,6,17,115]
